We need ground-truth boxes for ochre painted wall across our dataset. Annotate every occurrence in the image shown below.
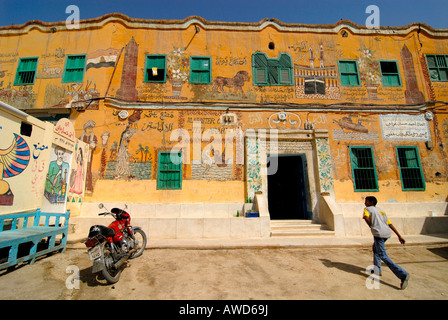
[0,15,447,206]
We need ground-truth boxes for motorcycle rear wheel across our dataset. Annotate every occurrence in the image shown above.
[129,229,147,259]
[101,243,122,284]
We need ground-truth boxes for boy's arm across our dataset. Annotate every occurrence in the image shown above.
[363,209,371,227]
[389,223,406,245]
[363,215,371,227]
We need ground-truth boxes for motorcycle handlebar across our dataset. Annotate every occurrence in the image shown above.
[98,212,109,216]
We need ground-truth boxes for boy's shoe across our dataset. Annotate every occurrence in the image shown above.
[400,274,410,290]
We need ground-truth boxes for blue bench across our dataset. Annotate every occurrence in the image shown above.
[0,209,70,271]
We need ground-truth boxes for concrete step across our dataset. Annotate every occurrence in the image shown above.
[270,220,335,237]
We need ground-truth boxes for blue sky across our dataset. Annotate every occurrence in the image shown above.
[0,0,447,28]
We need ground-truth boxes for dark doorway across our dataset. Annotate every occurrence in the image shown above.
[267,155,309,220]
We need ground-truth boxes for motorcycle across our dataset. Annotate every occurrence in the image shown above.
[85,203,147,284]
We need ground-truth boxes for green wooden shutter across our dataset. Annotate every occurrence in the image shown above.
[380,61,401,87]
[426,55,448,81]
[14,57,38,85]
[190,57,211,84]
[349,146,378,191]
[396,147,425,190]
[63,55,86,83]
[145,55,166,82]
[157,151,182,190]
[253,52,292,86]
[255,68,268,84]
[339,60,360,87]
[279,68,292,85]
[339,61,350,86]
[437,56,448,81]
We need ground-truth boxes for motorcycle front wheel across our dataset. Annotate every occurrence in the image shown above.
[101,243,122,284]
[129,228,147,259]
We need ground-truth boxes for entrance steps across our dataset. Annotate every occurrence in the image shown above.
[270,220,334,237]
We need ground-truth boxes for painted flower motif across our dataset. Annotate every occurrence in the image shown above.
[172,47,184,57]
[367,72,381,84]
[167,57,176,68]
[320,175,333,192]
[180,72,188,81]
[171,69,181,78]
[362,49,373,59]
[357,58,366,70]
[317,145,330,162]
[181,58,189,68]
[167,47,190,82]
[357,45,381,86]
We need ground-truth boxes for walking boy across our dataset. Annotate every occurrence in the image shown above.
[363,196,410,290]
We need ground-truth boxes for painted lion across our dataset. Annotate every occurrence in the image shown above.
[211,70,250,99]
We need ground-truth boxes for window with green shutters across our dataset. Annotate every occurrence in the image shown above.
[190,56,211,84]
[252,52,293,86]
[14,57,38,85]
[157,151,182,190]
[396,147,425,191]
[338,60,361,86]
[426,55,448,81]
[63,55,86,83]
[145,55,166,83]
[380,61,402,87]
[349,146,379,192]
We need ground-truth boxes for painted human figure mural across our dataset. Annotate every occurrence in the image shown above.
[69,146,84,195]
[44,146,70,204]
[79,120,97,192]
[114,124,136,179]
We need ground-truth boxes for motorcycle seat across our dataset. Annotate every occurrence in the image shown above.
[89,225,116,238]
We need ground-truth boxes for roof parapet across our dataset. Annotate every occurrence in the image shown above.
[1,13,447,37]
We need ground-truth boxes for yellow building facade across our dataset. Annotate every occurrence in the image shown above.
[1,14,447,239]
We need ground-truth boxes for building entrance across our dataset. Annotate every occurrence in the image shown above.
[267,155,309,220]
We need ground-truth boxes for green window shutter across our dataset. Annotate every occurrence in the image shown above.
[279,68,292,85]
[190,56,211,84]
[255,68,268,84]
[345,62,356,73]
[426,55,436,68]
[426,55,448,82]
[14,57,38,85]
[157,151,182,190]
[396,147,425,191]
[380,61,402,87]
[439,68,448,81]
[145,55,166,83]
[340,74,350,86]
[339,60,360,87]
[349,146,378,192]
[437,55,447,68]
[349,74,360,86]
[252,52,293,86]
[63,55,86,83]
[267,65,279,85]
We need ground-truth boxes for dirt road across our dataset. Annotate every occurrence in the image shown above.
[0,245,447,301]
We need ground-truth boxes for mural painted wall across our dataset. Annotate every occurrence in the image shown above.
[0,14,447,205]
[0,107,88,215]
[2,17,441,110]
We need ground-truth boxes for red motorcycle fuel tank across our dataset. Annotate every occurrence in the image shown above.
[108,219,126,242]
[107,210,131,243]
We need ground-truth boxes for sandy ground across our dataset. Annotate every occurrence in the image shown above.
[0,244,447,301]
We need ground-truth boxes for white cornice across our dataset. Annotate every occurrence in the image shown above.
[1,13,447,38]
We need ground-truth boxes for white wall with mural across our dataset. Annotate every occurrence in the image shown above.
[0,102,88,215]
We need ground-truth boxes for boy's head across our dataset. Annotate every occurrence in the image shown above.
[365,196,377,207]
